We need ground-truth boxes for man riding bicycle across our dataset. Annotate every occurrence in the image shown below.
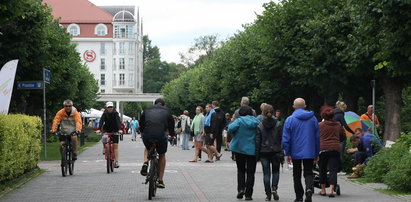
[140,98,175,189]
[96,101,123,168]
[51,99,82,160]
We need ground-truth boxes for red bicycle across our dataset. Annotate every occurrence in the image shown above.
[104,132,116,173]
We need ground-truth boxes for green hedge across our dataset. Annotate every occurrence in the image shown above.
[364,132,411,192]
[0,114,42,182]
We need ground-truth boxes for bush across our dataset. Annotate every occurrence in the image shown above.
[364,141,408,182]
[383,154,411,192]
[0,114,42,182]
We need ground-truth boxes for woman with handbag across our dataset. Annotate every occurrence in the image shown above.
[181,110,191,150]
[189,106,212,162]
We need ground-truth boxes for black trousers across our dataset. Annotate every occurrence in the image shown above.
[292,159,314,200]
[216,133,223,153]
[319,151,340,186]
[235,152,257,197]
[352,151,367,165]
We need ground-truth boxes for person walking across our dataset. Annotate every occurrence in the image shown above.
[189,106,212,162]
[211,101,226,154]
[130,117,139,141]
[282,98,320,202]
[334,101,354,162]
[256,104,283,201]
[229,106,260,201]
[181,110,191,150]
[318,107,346,197]
[204,103,222,161]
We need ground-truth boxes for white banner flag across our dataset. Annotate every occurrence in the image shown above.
[0,60,19,114]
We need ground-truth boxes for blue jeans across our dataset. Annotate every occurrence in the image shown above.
[260,153,281,196]
[131,128,137,140]
[182,133,190,150]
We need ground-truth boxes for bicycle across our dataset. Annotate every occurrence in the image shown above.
[103,132,117,174]
[57,131,76,177]
[145,139,159,200]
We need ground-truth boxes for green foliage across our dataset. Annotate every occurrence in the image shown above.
[383,154,411,192]
[364,132,411,191]
[0,114,42,182]
[0,0,98,119]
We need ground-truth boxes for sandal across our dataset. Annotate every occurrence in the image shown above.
[328,194,335,198]
[189,160,197,162]
[319,192,326,196]
[205,160,214,163]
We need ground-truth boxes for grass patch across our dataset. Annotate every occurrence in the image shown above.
[375,188,411,196]
[40,141,99,161]
[0,168,45,196]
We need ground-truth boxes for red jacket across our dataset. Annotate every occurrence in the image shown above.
[319,120,346,152]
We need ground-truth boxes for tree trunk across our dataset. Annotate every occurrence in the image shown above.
[381,77,403,141]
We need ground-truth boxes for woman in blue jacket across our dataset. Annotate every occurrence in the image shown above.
[229,106,260,201]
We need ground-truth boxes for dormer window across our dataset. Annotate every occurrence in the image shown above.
[95,24,108,36]
[68,24,80,36]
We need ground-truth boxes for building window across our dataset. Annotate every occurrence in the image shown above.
[100,74,105,86]
[119,74,125,85]
[128,58,134,70]
[128,73,134,86]
[100,89,105,93]
[100,58,106,70]
[128,43,134,54]
[119,42,125,54]
[68,24,80,36]
[95,24,107,36]
[100,43,106,55]
[114,25,134,38]
[113,58,117,70]
[119,58,125,69]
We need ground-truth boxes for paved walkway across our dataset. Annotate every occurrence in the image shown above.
[1,134,407,202]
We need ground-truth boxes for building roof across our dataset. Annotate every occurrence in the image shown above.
[43,0,113,23]
[99,6,134,16]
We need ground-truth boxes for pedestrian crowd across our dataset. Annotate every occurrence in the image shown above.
[166,97,383,202]
[51,97,383,202]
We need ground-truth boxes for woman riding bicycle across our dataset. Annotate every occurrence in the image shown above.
[96,102,123,168]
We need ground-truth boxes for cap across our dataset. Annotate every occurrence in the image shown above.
[106,101,114,107]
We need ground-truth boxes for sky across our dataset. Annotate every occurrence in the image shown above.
[89,0,272,63]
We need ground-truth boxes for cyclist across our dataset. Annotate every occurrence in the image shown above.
[96,101,122,168]
[51,99,82,161]
[139,98,175,189]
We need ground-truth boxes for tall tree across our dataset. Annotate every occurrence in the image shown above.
[142,35,160,62]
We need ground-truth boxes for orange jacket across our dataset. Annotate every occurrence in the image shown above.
[360,113,380,126]
[52,107,82,134]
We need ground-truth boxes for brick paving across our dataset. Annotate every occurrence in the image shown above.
[0,134,407,202]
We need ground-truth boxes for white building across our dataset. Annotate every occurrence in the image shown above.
[44,0,160,113]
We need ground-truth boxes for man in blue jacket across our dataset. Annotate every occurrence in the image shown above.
[282,98,320,202]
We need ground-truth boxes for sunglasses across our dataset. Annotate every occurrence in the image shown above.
[64,105,72,108]
[107,106,113,108]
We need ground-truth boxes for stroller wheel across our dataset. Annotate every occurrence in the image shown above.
[336,184,341,196]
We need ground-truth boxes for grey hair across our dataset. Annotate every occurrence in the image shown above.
[241,97,250,106]
[63,99,73,106]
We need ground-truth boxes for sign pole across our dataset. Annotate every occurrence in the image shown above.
[43,69,47,160]
[371,80,376,136]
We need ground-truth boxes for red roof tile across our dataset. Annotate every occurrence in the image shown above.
[43,0,113,23]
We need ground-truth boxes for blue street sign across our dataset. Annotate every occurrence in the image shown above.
[17,81,43,89]
[44,69,51,84]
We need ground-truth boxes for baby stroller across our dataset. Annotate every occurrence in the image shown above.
[313,163,341,195]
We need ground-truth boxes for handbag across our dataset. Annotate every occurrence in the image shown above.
[184,118,190,134]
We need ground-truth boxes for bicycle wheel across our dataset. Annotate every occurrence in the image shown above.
[148,158,157,200]
[61,147,68,177]
[68,149,74,175]
[106,144,111,174]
